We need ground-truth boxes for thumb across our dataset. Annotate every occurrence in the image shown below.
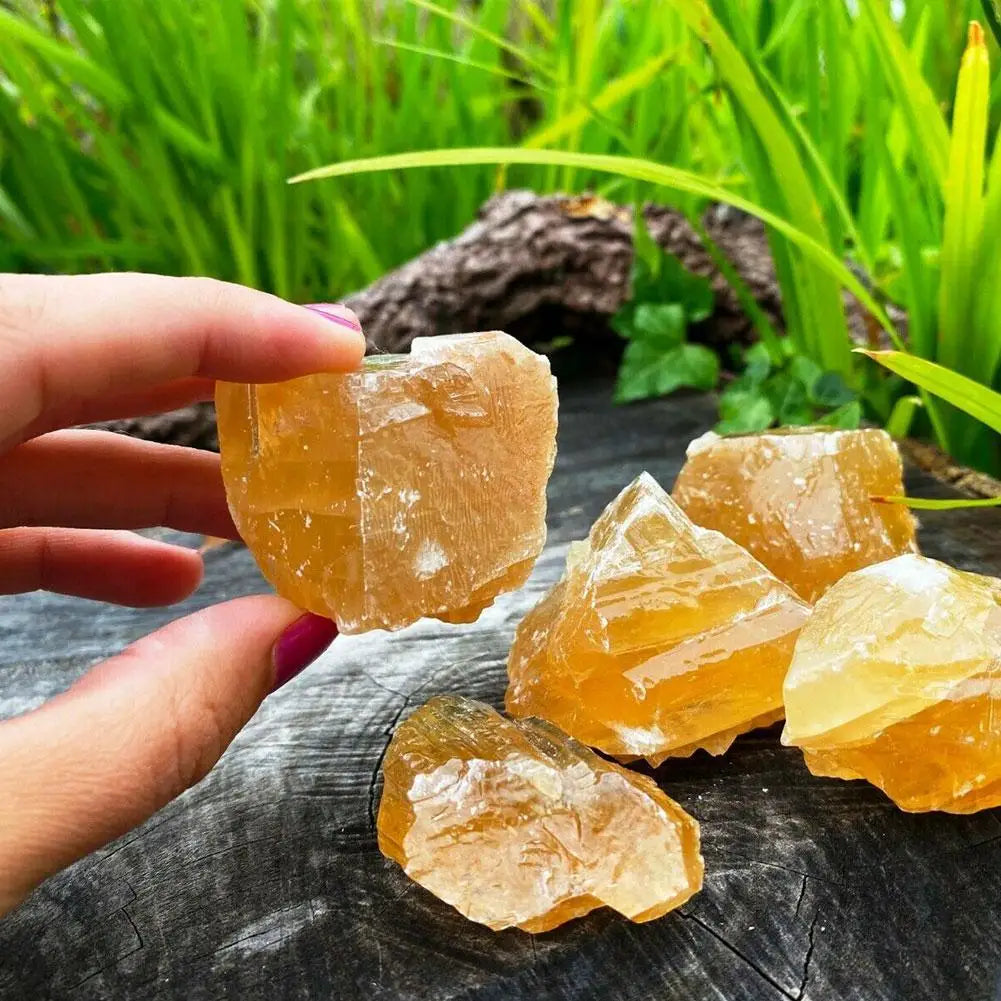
[0,596,337,915]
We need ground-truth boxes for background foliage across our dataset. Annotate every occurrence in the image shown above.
[2,0,1001,471]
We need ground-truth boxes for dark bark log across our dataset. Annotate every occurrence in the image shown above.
[343,191,782,360]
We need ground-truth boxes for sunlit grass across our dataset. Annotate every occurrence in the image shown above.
[4,0,1001,473]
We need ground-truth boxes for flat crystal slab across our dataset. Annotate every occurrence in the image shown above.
[783,553,1001,813]
[672,427,918,602]
[377,695,703,932]
[506,473,810,764]
[216,332,558,633]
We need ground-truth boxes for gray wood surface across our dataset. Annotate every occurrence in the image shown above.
[2,383,1001,1001]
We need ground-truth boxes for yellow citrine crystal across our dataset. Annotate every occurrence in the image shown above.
[216,332,557,633]
[377,695,703,932]
[783,553,1001,813]
[506,473,810,765]
[671,427,917,602]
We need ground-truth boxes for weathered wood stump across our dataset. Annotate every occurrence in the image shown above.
[4,384,1001,1001]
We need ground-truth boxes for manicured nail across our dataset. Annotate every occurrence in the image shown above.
[305,302,363,333]
[271,613,339,693]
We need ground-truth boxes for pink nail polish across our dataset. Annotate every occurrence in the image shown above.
[271,613,339,693]
[305,302,363,333]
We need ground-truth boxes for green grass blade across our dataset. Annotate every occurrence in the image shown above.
[0,184,35,239]
[671,0,851,373]
[0,8,128,105]
[858,0,949,195]
[938,21,989,375]
[405,0,552,78]
[290,146,898,341]
[374,38,549,92]
[691,216,783,359]
[516,0,555,42]
[873,494,1001,510]
[885,394,924,439]
[859,349,1001,435]
[523,48,677,149]
[981,0,1001,47]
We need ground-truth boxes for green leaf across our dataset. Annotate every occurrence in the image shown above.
[778,378,812,425]
[885,395,923,439]
[653,254,714,323]
[762,370,794,414]
[716,387,775,434]
[743,342,772,386]
[632,302,686,347]
[788,353,823,391]
[817,400,863,429]
[858,350,1001,435]
[672,342,720,391]
[615,341,719,404]
[810,370,856,407]
[610,308,636,340]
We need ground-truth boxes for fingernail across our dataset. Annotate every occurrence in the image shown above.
[305,302,363,333]
[270,613,339,693]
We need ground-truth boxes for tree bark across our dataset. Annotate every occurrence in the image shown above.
[344,190,782,360]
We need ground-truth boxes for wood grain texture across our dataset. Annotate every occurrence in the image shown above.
[3,383,1001,1001]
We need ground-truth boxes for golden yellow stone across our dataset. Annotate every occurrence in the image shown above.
[216,332,557,633]
[377,695,703,932]
[506,473,810,765]
[671,427,917,602]
[782,553,1001,813]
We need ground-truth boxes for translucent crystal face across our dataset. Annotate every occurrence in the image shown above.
[377,695,703,932]
[216,332,558,633]
[782,553,1001,813]
[506,473,810,765]
[672,427,918,602]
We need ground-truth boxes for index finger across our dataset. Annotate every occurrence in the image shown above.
[0,273,366,447]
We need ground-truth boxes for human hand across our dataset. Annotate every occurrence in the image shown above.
[0,273,364,916]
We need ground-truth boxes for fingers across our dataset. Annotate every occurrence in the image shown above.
[60,376,218,430]
[0,528,204,605]
[0,597,338,914]
[0,430,237,538]
[0,274,365,446]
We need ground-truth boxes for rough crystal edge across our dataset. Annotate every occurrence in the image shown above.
[377,696,704,932]
[615,709,786,767]
[507,470,808,763]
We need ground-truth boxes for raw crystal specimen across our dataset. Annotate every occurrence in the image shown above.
[506,473,810,765]
[377,695,703,932]
[216,332,557,633]
[671,427,918,603]
[782,554,1001,813]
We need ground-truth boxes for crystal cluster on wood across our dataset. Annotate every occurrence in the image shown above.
[216,332,557,633]
[671,427,918,602]
[377,696,704,932]
[782,553,1001,814]
[506,473,810,765]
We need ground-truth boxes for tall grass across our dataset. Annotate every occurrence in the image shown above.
[0,0,704,297]
[4,0,1001,472]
